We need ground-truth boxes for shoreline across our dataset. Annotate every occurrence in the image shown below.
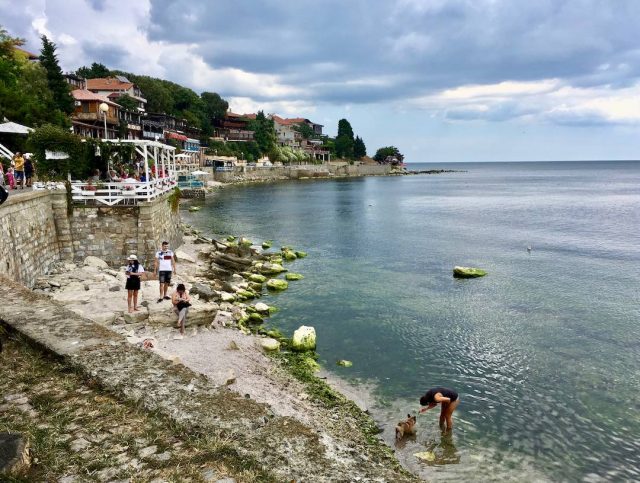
[32,230,418,480]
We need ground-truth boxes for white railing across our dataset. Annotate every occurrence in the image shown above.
[70,176,178,206]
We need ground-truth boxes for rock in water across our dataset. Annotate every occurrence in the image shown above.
[266,279,288,291]
[292,326,316,352]
[188,206,200,212]
[254,302,270,313]
[336,360,353,367]
[0,433,30,475]
[262,240,273,249]
[285,273,304,281]
[295,251,308,258]
[248,273,267,283]
[453,266,487,278]
[260,338,280,351]
[281,250,297,261]
[414,451,435,462]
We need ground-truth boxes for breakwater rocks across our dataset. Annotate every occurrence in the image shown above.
[405,169,467,175]
[1,229,416,481]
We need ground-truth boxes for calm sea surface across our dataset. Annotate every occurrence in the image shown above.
[185,161,640,482]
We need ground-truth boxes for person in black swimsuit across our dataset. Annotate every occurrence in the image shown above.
[419,387,459,431]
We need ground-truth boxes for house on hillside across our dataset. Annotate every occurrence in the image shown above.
[216,112,255,141]
[63,73,87,90]
[70,89,120,139]
[86,76,147,112]
[272,116,302,147]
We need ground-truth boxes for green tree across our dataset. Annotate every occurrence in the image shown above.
[373,146,404,163]
[75,62,110,79]
[0,28,67,130]
[249,111,276,155]
[39,36,74,114]
[353,135,366,158]
[335,118,355,159]
[293,122,314,139]
[337,118,354,140]
[116,93,138,111]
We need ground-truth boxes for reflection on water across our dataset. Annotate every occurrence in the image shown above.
[187,162,640,481]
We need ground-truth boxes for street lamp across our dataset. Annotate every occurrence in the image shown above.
[99,102,109,139]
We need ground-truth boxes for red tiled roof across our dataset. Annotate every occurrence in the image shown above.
[165,131,188,141]
[87,77,134,91]
[71,89,119,106]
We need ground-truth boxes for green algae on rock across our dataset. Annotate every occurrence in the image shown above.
[260,337,280,351]
[292,325,316,351]
[262,240,273,249]
[282,250,297,261]
[453,266,487,278]
[248,274,267,283]
[266,279,288,291]
[337,360,353,367]
[285,273,304,281]
[295,251,307,258]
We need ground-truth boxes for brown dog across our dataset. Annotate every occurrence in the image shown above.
[395,414,417,439]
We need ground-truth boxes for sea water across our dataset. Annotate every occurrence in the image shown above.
[185,161,640,481]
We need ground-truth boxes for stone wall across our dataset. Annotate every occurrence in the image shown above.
[213,163,391,182]
[0,191,61,288]
[0,191,182,287]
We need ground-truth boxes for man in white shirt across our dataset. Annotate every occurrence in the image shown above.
[154,240,176,303]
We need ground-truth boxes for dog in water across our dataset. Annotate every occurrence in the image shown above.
[395,414,417,439]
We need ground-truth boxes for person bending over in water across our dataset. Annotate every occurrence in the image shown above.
[419,387,459,431]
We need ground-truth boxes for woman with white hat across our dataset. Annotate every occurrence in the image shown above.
[125,254,144,313]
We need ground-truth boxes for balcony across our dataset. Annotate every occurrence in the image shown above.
[73,112,119,125]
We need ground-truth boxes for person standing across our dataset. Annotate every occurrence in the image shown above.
[6,167,16,190]
[171,283,191,335]
[125,254,144,313]
[154,240,175,303]
[12,152,25,189]
[24,155,34,188]
[419,387,460,431]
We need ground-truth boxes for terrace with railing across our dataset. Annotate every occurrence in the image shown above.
[69,139,180,206]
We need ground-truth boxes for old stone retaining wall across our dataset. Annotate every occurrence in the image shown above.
[0,191,182,287]
[0,191,61,288]
[213,163,391,182]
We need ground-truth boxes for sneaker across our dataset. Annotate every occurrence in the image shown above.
[163,296,171,300]
[157,298,163,303]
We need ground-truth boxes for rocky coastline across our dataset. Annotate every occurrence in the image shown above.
[24,227,417,481]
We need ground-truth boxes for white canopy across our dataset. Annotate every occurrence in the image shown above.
[191,170,208,176]
[0,121,34,134]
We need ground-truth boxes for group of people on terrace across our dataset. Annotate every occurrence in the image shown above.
[124,240,190,334]
[0,152,35,190]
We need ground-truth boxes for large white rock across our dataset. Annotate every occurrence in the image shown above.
[292,326,316,352]
[254,302,270,313]
[84,256,109,270]
[212,310,233,327]
[220,292,236,302]
[174,249,196,264]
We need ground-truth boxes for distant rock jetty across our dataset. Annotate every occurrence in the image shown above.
[405,168,467,175]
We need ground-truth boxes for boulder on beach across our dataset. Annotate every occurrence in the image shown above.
[248,273,267,283]
[248,312,264,324]
[226,235,236,242]
[239,237,253,248]
[260,263,287,275]
[453,266,487,278]
[281,250,297,261]
[190,282,217,302]
[414,451,435,462]
[84,256,109,270]
[292,325,316,352]
[260,338,280,352]
[254,302,270,313]
[266,279,288,291]
[285,273,304,281]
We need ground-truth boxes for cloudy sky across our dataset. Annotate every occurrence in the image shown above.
[3,0,640,162]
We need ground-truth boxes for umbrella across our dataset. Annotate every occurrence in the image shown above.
[0,121,34,134]
[191,170,208,176]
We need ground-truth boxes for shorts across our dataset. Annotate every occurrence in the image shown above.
[15,171,24,181]
[159,271,172,283]
[125,277,141,290]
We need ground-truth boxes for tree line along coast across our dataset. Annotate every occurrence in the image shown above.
[0,28,406,182]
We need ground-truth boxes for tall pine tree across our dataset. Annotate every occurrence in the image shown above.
[39,36,74,114]
[335,118,355,159]
[353,136,366,158]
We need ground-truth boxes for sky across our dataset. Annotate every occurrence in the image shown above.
[3,0,640,162]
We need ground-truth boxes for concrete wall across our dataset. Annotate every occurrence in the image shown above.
[0,191,182,287]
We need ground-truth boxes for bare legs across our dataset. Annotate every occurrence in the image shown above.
[174,307,188,334]
[439,399,460,432]
[127,290,140,313]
